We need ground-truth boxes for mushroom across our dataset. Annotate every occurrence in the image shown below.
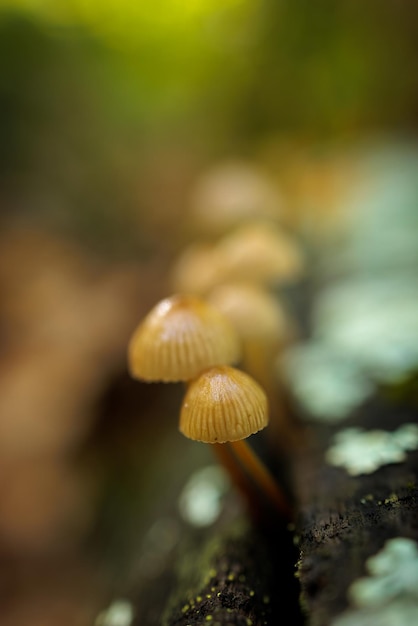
[127,294,241,382]
[214,220,304,286]
[170,220,305,298]
[179,365,292,520]
[169,243,225,296]
[127,294,291,520]
[187,160,282,235]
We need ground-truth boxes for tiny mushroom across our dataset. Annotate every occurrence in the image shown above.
[180,364,268,443]
[179,365,293,520]
[169,243,225,296]
[127,294,241,382]
[188,160,282,235]
[214,220,304,287]
[127,294,291,521]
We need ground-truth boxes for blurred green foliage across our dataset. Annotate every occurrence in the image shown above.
[0,1,417,252]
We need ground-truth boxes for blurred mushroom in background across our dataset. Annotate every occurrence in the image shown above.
[187,159,284,236]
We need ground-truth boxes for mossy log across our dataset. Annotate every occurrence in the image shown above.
[159,516,300,626]
[100,286,418,624]
[120,383,418,626]
[125,445,303,626]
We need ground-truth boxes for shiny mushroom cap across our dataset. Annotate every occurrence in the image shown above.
[128,294,241,382]
[179,365,268,443]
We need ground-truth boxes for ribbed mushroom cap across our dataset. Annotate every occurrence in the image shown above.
[179,365,268,443]
[128,294,241,382]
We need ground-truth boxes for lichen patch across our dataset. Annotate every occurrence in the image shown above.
[325,424,418,476]
[332,537,418,626]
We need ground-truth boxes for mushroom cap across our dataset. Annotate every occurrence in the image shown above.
[207,282,290,343]
[128,294,241,382]
[188,160,282,234]
[179,365,269,443]
[169,243,224,296]
[215,221,304,285]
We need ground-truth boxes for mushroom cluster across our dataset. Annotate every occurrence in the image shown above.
[128,293,292,520]
[170,219,304,296]
[169,213,305,451]
[128,163,305,521]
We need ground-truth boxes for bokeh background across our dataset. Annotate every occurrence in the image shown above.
[0,1,417,624]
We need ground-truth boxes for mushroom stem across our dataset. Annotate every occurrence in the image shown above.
[212,440,293,521]
[211,442,262,513]
[243,341,303,453]
[228,439,293,521]
[180,365,293,521]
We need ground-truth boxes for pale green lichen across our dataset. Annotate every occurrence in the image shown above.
[332,537,418,626]
[280,342,373,422]
[95,600,134,626]
[314,274,418,382]
[325,423,418,476]
[178,465,230,527]
[335,601,418,626]
[350,537,418,605]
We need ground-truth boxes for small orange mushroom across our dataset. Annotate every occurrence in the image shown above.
[127,295,291,521]
[127,294,241,382]
[169,243,224,296]
[179,365,292,520]
[215,220,304,286]
[188,160,282,235]
[180,364,268,443]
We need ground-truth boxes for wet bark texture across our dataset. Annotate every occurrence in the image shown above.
[143,386,418,626]
[291,386,418,625]
[129,504,303,625]
[159,516,300,626]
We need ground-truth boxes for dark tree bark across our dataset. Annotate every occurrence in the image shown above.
[126,435,304,626]
[291,386,418,625]
[111,360,418,626]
